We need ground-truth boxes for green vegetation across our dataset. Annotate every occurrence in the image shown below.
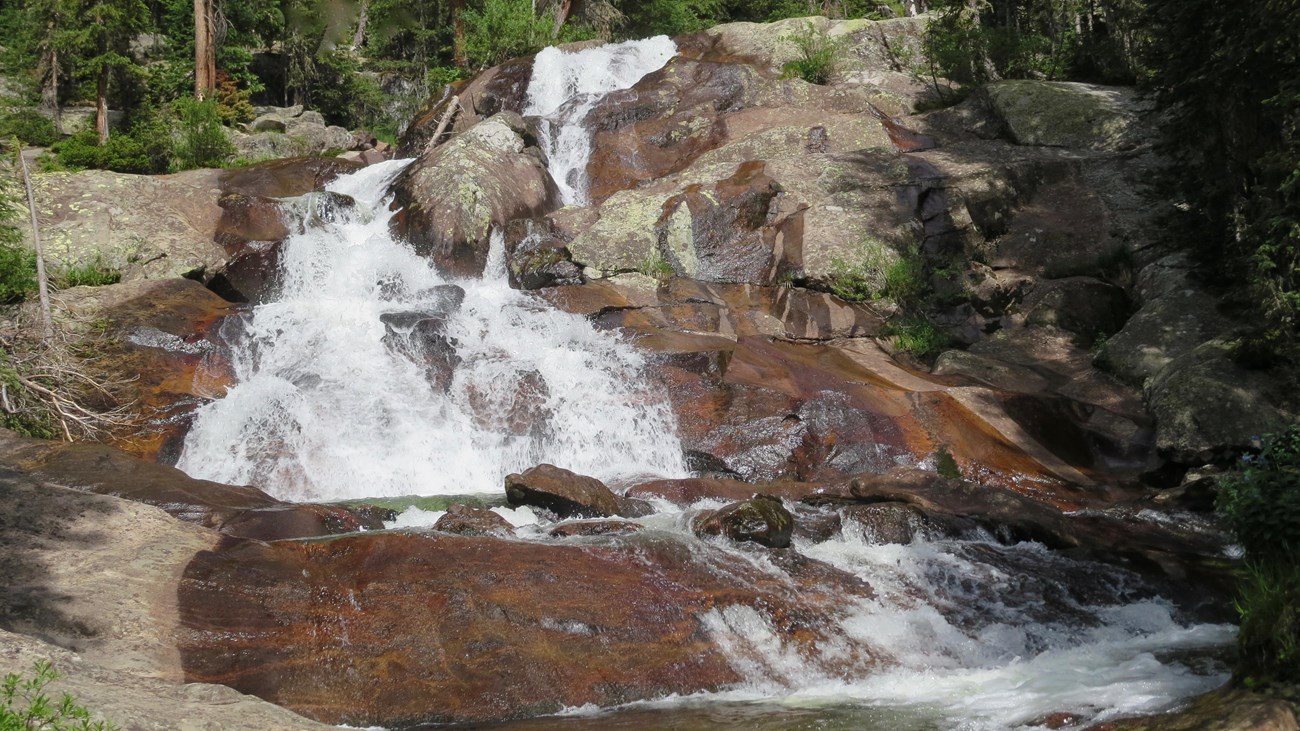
[780,21,845,85]
[0,110,59,148]
[0,175,37,304]
[885,316,947,357]
[172,98,235,170]
[1146,0,1300,367]
[56,255,121,288]
[638,249,675,280]
[934,447,961,479]
[1219,425,1300,685]
[1,660,117,731]
[828,239,924,304]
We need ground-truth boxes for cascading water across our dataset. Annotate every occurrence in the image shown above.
[524,36,677,205]
[174,36,1233,731]
[176,159,687,501]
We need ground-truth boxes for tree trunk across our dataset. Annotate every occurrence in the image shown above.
[96,65,109,144]
[194,0,216,99]
[18,148,54,343]
[452,0,467,69]
[352,0,371,49]
[41,42,62,136]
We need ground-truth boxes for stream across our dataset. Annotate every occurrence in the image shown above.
[175,38,1234,731]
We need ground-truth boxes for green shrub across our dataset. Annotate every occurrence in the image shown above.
[0,109,58,147]
[52,124,171,175]
[827,240,925,305]
[171,97,234,170]
[935,447,962,479]
[213,74,255,126]
[1219,424,1300,684]
[1219,425,1300,561]
[57,256,121,289]
[780,22,846,85]
[1,660,118,731]
[885,317,948,357]
[0,179,35,303]
[464,0,554,69]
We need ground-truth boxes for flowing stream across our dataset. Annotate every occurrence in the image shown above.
[175,38,1234,730]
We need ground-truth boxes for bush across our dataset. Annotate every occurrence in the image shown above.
[0,109,58,147]
[1218,424,1300,684]
[780,22,845,85]
[1,660,118,731]
[464,0,554,69]
[171,97,234,170]
[57,255,122,289]
[827,240,924,304]
[0,179,35,304]
[885,317,948,357]
[1219,425,1300,561]
[52,122,172,175]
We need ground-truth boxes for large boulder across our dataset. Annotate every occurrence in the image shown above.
[390,112,559,277]
[692,494,794,548]
[27,168,226,281]
[232,106,356,160]
[984,80,1149,152]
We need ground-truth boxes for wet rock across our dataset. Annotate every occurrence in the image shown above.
[0,429,389,541]
[547,520,643,538]
[391,112,559,277]
[177,530,875,726]
[462,369,550,436]
[505,464,653,518]
[381,310,461,393]
[503,219,583,290]
[433,504,516,537]
[841,503,958,545]
[684,450,743,480]
[217,157,363,200]
[1084,687,1299,731]
[790,504,843,543]
[693,494,794,548]
[52,278,239,462]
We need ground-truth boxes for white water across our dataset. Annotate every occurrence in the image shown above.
[176,159,687,501]
[524,36,677,205]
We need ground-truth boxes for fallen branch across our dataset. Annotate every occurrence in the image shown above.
[428,94,463,152]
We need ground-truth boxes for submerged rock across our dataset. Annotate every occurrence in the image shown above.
[433,504,516,537]
[505,464,652,518]
[693,494,794,548]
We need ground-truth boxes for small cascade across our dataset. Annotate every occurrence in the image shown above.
[524,36,677,205]
[176,160,687,501]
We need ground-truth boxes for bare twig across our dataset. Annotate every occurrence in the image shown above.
[428,94,463,151]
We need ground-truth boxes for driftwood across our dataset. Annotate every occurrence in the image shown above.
[427,93,464,152]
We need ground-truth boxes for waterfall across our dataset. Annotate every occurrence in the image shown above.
[525,36,677,206]
[176,160,687,501]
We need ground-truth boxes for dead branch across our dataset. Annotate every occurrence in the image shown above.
[17,146,54,343]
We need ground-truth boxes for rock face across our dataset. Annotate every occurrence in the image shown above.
[177,529,875,727]
[504,464,652,518]
[391,112,559,277]
[984,80,1148,151]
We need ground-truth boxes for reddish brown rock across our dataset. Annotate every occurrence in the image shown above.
[177,530,877,726]
[398,56,535,156]
[505,464,652,518]
[0,429,391,540]
[547,520,643,538]
[693,494,794,548]
[216,157,363,200]
[54,278,239,462]
[433,504,516,537]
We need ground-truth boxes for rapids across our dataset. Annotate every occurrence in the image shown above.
[175,36,1234,731]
